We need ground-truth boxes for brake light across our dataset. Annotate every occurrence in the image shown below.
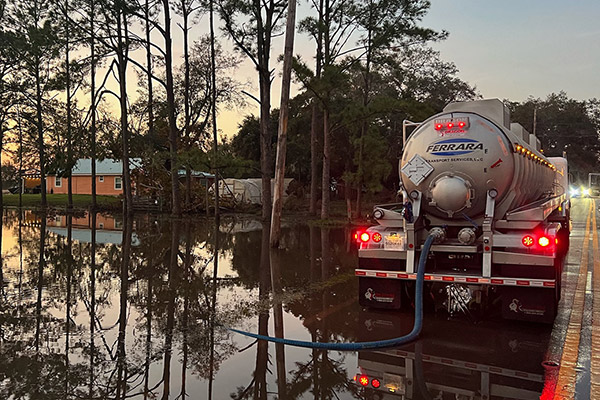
[538,236,550,247]
[372,232,382,242]
[360,232,370,243]
[354,230,366,242]
[522,235,534,247]
[522,234,554,248]
[447,122,454,129]
[371,378,381,388]
[458,121,466,128]
[434,123,443,130]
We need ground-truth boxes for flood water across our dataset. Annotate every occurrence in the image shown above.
[0,209,553,399]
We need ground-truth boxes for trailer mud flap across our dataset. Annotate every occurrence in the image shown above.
[358,277,402,309]
[499,286,556,324]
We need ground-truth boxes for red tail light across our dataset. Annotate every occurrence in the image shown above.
[371,378,381,388]
[522,235,534,247]
[372,232,382,243]
[358,374,369,386]
[360,232,370,243]
[434,123,443,130]
[538,236,550,247]
[522,234,554,248]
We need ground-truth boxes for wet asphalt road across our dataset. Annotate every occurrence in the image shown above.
[545,197,598,399]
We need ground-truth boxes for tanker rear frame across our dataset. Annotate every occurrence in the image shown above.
[356,120,570,324]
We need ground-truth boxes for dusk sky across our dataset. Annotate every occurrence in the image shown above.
[422,0,600,101]
[216,0,600,138]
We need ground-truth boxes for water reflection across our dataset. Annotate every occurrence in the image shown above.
[354,310,549,398]
[0,209,551,399]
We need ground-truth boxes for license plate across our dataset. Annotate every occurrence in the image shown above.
[384,234,405,251]
[383,373,405,394]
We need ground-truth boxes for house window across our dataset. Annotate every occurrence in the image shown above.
[115,176,122,190]
[99,176,104,182]
[99,222,104,229]
[55,176,62,187]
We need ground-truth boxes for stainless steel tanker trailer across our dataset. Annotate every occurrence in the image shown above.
[355,99,570,323]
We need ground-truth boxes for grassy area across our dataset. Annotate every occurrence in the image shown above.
[1,194,122,211]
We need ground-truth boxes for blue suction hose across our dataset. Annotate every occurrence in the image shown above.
[228,234,435,351]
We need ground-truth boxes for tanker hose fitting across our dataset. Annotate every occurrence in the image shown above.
[429,227,446,244]
[458,227,477,245]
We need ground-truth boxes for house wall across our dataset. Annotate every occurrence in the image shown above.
[46,175,124,196]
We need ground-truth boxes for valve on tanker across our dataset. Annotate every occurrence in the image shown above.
[429,227,447,244]
[372,208,384,220]
[457,227,477,245]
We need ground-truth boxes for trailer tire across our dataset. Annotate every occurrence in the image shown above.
[557,225,570,257]
[554,254,564,305]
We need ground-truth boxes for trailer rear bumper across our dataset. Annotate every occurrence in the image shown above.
[355,269,556,288]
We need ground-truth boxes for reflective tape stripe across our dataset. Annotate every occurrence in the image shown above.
[355,269,555,288]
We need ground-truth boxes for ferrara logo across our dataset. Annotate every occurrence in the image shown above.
[426,138,484,156]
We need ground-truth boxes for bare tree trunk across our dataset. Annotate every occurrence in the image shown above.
[309,0,324,215]
[210,0,219,218]
[144,0,154,141]
[320,108,330,219]
[162,0,182,216]
[355,19,373,220]
[259,78,272,222]
[90,0,97,210]
[35,61,46,208]
[117,8,133,214]
[345,159,352,221]
[256,4,273,223]
[270,0,296,248]
[65,0,73,209]
[182,3,192,211]
[309,104,319,215]
[355,123,365,219]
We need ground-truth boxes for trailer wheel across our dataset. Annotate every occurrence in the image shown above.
[554,254,564,305]
[558,224,570,257]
